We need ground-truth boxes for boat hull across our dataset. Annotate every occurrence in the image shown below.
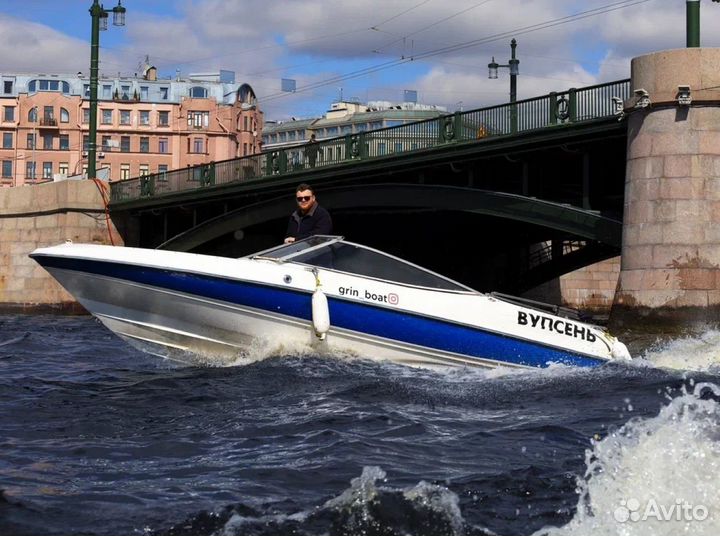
[32,251,617,369]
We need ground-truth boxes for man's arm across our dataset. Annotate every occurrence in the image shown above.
[284,216,296,243]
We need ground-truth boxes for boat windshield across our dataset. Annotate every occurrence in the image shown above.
[263,238,468,291]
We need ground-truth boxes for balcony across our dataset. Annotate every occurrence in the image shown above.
[39,117,58,128]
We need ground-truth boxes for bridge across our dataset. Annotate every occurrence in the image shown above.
[108,79,631,293]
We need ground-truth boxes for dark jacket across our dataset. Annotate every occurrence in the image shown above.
[285,203,333,240]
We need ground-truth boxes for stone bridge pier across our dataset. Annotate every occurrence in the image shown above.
[612,48,720,329]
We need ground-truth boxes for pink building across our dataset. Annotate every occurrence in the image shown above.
[0,69,263,186]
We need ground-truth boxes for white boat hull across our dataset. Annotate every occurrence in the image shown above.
[30,241,631,369]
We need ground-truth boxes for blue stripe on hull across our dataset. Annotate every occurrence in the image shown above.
[33,255,605,368]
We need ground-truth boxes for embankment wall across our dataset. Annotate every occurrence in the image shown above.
[0,180,121,313]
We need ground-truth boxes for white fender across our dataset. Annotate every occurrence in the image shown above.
[312,288,330,340]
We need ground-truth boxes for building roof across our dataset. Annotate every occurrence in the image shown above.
[0,70,256,107]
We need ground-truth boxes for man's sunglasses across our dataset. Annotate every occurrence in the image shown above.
[296,196,313,202]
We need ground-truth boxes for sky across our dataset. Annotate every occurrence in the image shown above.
[2,0,720,121]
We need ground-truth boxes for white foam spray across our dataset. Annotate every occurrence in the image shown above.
[637,330,720,372]
[535,382,720,536]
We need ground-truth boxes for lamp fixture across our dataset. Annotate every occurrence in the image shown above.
[677,85,692,106]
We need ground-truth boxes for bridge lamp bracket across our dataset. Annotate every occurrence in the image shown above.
[677,85,692,106]
[633,88,651,109]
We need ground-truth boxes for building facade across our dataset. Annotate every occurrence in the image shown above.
[0,68,263,186]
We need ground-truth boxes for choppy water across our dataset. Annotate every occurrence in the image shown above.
[0,315,719,536]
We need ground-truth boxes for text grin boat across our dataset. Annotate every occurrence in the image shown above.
[30,235,630,368]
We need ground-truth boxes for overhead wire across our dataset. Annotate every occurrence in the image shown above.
[258,0,654,104]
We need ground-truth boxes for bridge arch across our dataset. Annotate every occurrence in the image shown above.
[158,184,621,252]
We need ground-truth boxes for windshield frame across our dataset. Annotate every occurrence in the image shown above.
[248,236,477,293]
[309,244,475,293]
[249,235,343,262]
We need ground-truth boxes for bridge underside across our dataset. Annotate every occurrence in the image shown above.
[153,185,620,294]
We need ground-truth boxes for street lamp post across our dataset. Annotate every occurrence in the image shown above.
[88,0,126,180]
[488,38,520,133]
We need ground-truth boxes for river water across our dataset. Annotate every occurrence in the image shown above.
[0,314,718,536]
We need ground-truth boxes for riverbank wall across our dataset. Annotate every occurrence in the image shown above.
[0,180,123,313]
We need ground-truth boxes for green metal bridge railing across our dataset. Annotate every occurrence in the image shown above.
[110,79,630,204]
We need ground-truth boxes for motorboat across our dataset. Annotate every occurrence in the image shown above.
[30,236,631,369]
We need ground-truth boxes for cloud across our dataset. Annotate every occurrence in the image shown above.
[5,0,720,119]
[0,14,88,72]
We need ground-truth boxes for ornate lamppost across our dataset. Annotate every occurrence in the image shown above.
[488,39,520,133]
[87,0,126,179]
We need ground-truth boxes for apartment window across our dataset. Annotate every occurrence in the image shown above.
[43,134,53,150]
[59,135,69,151]
[120,136,130,152]
[160,87,168,100]
[187,111,209,128]
[101,109,112,124]
[139,164,149,176]
[279,132,286,142]
[158,111,169,126]
[101,135,112,150]
[43,162,52,179]
[192,137,204,153]
[83,84,90,97]
[243,142,247,156]
[190,86,207,98]
[2,160,11,178]
[2,133,12,149]
[60,108,69,123]
[140,86,149,100]
[3,80,12,94]
[158,137,168,153]
[119,110,131,125]
[28,108,37,122]
[140,136,149,153]
[82,135,89,151]
[82,108,90,123]
[27,133,35,149]
[43,106,55,125]
[120,164,130,181]
[29,79,69,93]
[288,131,296,141]
[158,164,168,174]
[243,116,248,131]
[139,110,150,125]
[102,85,112,99]
[120,85,131,100]
[3,106,14,122]
[26,162,36,180]
[59,163,68,176]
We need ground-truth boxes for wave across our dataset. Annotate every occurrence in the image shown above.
[535,382,720,536]
[151,466,481,536]
[637,330,720,372]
